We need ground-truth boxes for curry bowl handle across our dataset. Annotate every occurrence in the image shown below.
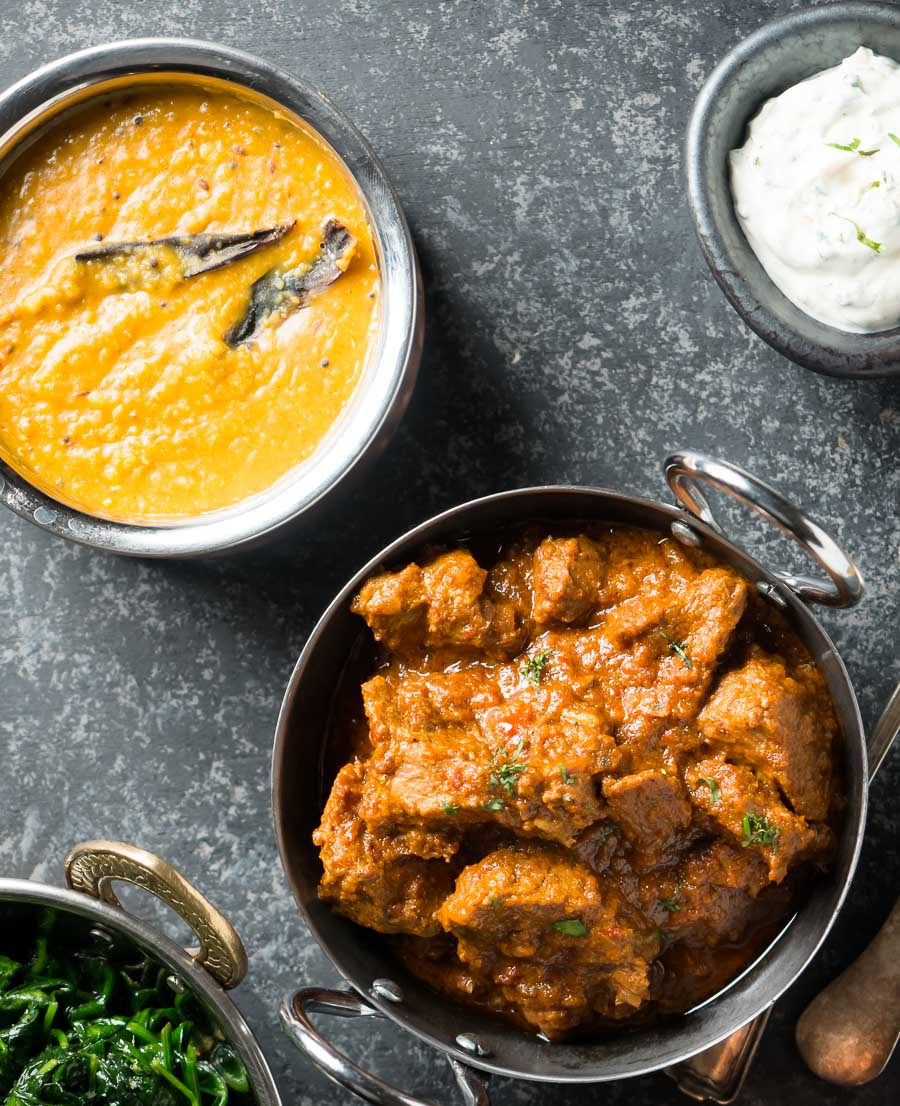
[64,839,248,990]
[664,1009,772,1104]
[280,988,490,1106]
[664,450,863,608]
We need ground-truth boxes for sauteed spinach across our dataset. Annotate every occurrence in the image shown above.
[0,911,253,1106]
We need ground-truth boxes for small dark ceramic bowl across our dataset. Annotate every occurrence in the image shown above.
[686,2,900,379]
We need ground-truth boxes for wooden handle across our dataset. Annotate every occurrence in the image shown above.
[796,896,900,1085]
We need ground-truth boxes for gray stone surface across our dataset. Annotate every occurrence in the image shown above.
[1,0,898,1102]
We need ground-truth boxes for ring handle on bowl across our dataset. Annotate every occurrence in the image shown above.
[664,450,864,608]
[280,988,490,1106]
[64,839,248,990]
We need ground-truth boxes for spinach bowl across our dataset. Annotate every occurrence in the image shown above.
[0,841,280,1106]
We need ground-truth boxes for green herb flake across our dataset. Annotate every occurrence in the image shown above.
[889,132,900,148]
[658,896,681,913]
[651,928,670,947]
[522,648,552,688]
[826,137,861,152]
[441,802,460,815]
[698,776,722,803]
[596,822,617,845]
[553,918,589,938]
[741,811,781,853]
[657,629,694,669]
[826,136,880,156]
[489,737,528,797]
[830,212,883,252]
[559,764,574,785]
[859,179,881,198]
[483,797,506,812]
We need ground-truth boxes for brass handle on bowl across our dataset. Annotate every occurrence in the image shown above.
[664,450,864,608]
[795,895,900,1085]
[64,839,248,990]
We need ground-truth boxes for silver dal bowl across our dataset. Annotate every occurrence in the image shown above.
[0,39,423,556]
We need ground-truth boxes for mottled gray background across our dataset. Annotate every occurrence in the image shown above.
[1,0,898,1103]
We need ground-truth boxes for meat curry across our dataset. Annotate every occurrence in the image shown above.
[313,527,840,1037]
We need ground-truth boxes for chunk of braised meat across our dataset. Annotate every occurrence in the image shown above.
[638,840,769,946]
[602,770,693,868]
[697,647,835,820]
[313,762,456,936]
[351,549,529,659]
[532,535,606,625]
[361,669,501,748]
[437,844,659,1036]
[477,696,618,841]
[598,530,698,607]
[592,567,748,749]
[359,675,618,848]
[685,757,831,883]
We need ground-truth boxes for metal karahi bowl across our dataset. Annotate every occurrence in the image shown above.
[685,1,900,379]
[0,840,281,1106]
[0,38,423,556]
[271,450,879,1106]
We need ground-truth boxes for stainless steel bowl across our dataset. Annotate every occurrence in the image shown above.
[0,839,281,1106]
[270,450,886,1105]
[0,39,423,556]
[685,1,900,379]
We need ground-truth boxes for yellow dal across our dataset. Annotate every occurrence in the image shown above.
[0,85,380,521]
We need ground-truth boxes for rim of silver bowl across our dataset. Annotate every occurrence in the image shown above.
[0,38,423,556]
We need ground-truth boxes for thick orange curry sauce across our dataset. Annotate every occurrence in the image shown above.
[0,85,379,521]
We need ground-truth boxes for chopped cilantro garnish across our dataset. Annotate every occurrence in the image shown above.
[698,776,722,803]
[489,738,528,797]
[522,649,552,688]
[830,213,882,253]
[658,896,681,913]
[553,919,588,938]
[826,136,880,156]
[826,137,861,152]
[483,797,505,812]
[596,822,617,844]
[741,811,781,853]
[559,764,574,785]
[441,802,460,815]
[657,629,693,669]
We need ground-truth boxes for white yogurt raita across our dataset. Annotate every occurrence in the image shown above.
[731,47,900,333]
